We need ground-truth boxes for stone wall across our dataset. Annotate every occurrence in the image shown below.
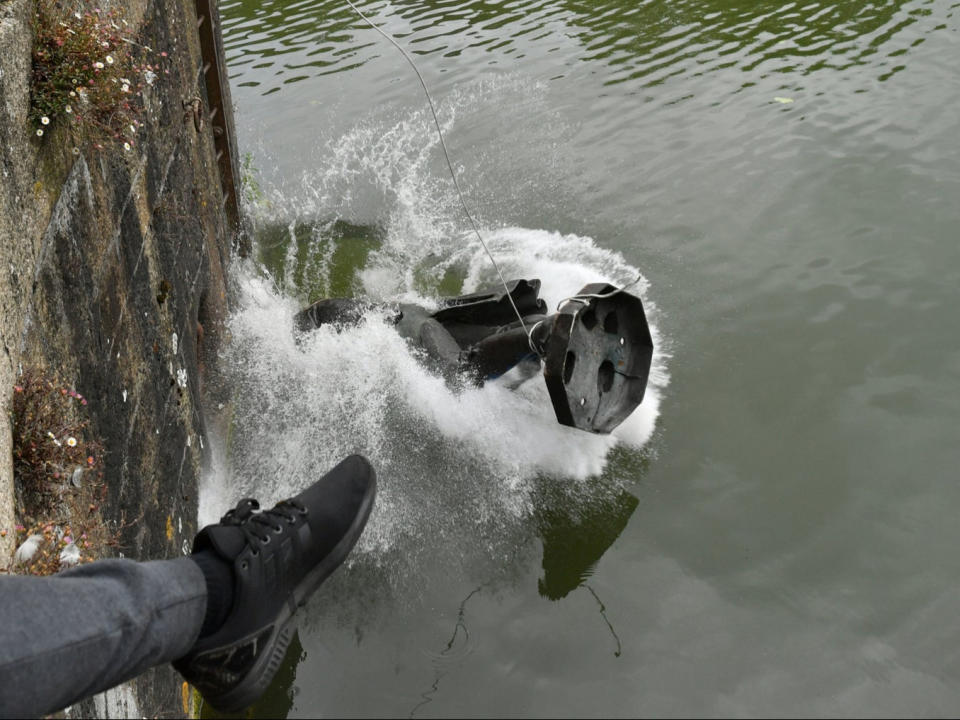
[0,0,235,715]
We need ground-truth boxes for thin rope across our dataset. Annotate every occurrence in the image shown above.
[554,274,643,312]
[343,0,532,341]
[527,319,546,355]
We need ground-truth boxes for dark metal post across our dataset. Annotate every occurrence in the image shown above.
[195,0,249,255]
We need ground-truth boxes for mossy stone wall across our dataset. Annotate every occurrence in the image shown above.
[0,0,235,715]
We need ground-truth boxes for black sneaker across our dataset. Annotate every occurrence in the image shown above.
[174,454,376,712]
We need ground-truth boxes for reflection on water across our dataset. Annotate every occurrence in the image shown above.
[403,473,641,717]
[536,482,639,601]
[201,631,304,719]
[223,0,937,96]
[535,473,641,658]
[408,585,484,719]
[563,0,930,87]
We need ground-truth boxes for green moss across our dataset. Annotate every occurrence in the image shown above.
[239,152,265,206]
[34,123,73,201]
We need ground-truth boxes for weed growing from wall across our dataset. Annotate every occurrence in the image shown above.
[29,0,168,151]
[240,151,265,208]
[4,368,114,575]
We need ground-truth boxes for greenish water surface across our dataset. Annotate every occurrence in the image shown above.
[208,1,960,716]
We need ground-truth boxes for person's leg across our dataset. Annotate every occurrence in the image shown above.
[175,454,377,712]
[0,556,206,718]
[0,453,376,717]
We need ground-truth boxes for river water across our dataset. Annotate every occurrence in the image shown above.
[203,1,960,716]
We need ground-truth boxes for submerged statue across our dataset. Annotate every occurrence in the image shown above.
[295,279,653,434]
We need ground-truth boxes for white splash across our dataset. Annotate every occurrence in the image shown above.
[206,76,668,571]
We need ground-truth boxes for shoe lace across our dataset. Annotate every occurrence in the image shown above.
[220,498,307,554]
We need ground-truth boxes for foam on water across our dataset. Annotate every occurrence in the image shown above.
[201,76,668,578]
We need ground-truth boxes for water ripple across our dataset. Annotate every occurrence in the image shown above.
[222,0,951,106]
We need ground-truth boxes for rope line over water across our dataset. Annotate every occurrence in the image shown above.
[343,0,532,342]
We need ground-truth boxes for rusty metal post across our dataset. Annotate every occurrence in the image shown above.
[194,0,250,255]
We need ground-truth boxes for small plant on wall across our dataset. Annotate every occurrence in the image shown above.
[3,368,115,575]
[29,0,168,151]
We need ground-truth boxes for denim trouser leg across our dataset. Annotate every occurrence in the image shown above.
[0,557,207,718]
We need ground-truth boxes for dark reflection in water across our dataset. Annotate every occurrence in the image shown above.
[223,0,933,96]
[200,631,304,719]
[403,475,641,717]
[536,484,639,601]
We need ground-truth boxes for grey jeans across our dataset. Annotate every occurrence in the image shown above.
[0,557,207,717]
